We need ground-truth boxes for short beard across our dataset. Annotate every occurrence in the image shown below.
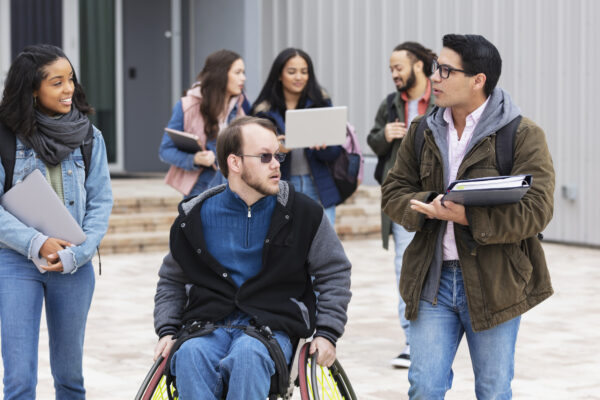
[241,168,279,197]
[397,66,417,93]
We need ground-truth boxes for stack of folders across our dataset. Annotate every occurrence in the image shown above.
[442,174,532,206]
[0,169,86,273]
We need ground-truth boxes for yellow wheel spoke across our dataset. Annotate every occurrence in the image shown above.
[307,359,345,400]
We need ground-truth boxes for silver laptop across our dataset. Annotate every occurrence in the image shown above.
[0,169,86,273]
[284,106,347,149]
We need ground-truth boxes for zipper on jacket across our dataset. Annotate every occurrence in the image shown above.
[246,206,251,248]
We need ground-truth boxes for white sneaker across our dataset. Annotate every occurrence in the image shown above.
[390,345,410,368]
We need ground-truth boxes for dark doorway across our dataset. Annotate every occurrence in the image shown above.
[122,0,172,172]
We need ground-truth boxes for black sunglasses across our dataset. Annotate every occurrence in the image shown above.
[431,59,473,79]
[237,152,286,163]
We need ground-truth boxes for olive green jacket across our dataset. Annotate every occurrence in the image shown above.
[381,89,555,332]
[367,90,436,249]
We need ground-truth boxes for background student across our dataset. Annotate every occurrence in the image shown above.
[159,49,250,198]
[251,48,341,224]
[0,44,113,399]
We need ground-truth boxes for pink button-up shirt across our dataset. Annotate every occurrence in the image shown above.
[442,98,489,260]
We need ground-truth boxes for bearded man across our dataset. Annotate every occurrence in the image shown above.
[153,116,352,399]
[367,41,436,368]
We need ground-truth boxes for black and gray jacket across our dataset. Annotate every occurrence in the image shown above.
[154,181,352,344]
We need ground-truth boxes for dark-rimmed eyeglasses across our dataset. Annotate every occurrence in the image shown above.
[431,59,473,79]
[237,152,286,163]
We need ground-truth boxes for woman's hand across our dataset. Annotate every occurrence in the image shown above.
[310,143,327,151]
[194,150,216,167]
[39,237,70,262]
[39,237,71,273]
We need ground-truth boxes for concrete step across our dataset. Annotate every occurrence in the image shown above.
[107,212,177,234]
[100,231,170,255]
[102,181,383,253]
[112,196,180,215]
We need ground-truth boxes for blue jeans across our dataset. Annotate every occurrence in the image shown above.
[171,312,293,400]
[289,174,335,225]
[0,249,95,400]
[392,222,414,346]
[409,265,520,400]
[185,169,223,199]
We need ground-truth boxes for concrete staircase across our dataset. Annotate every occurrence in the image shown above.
[100,179,382,254]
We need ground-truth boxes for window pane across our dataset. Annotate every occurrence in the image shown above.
[79,0,116,163]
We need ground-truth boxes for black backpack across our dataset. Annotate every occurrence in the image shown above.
[373,92,398,184]
[413,113,523,176]
[0,121,94,193]
[328,123,362,205]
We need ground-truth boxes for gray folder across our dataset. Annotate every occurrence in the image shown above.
[442,175,532,206]
[0,169,86,273]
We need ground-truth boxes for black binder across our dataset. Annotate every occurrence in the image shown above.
[442,175,532,206]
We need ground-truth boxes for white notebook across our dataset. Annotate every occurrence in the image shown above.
[0,169,86,273]
[284,106,347,149]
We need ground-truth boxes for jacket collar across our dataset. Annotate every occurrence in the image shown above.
[179,181,292,216]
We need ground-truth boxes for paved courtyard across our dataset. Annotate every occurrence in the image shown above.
[1,240,599,399]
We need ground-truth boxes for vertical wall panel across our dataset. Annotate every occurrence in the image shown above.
[257,0,598,245]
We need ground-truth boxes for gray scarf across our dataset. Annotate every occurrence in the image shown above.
[21,107,90,166]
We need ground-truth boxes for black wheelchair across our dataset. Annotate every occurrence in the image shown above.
[134,338,356,400]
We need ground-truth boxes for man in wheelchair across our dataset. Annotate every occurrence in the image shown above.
[153,116,352,399]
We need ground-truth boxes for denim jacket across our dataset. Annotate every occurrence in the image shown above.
[0,126,113,273]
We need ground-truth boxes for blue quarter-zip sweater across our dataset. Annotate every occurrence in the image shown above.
[200,185,275,287]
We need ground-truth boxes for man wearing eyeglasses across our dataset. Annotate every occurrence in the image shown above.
[382,34,555,399]
[152,116,352,399]
[367,41,437,368]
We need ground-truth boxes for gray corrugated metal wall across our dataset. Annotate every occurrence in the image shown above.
[254,0,598,246]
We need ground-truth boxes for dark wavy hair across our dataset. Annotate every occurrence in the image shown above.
[0,44,93,137]
[251,48,329,115]
[393,41,437,78]
[442,34,502,97]
[196,49,242,140]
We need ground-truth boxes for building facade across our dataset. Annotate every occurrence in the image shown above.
[0,0,597,246]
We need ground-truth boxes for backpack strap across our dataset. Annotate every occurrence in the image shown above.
[81,122,94,180]
[0,122,16,194]
[414,114,522,177]
[243,325,290,397]
[413,116,430,166]
[386,92,398,123]
[494,115,522,176]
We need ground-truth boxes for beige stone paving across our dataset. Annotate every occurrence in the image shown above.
[1,239,599,399]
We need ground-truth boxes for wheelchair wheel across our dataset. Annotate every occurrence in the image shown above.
[297,342,357,400]
[134,355,178,400]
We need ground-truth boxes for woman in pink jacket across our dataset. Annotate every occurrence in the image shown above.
[159,50,251,198]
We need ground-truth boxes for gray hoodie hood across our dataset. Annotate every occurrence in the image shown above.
[180,181,290,216]
[426,87,521,188]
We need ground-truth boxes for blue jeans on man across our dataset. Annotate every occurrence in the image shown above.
[171,312,293,399]
[289,174,335,225]
[408,263,520,399]
[392,222,415,346]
